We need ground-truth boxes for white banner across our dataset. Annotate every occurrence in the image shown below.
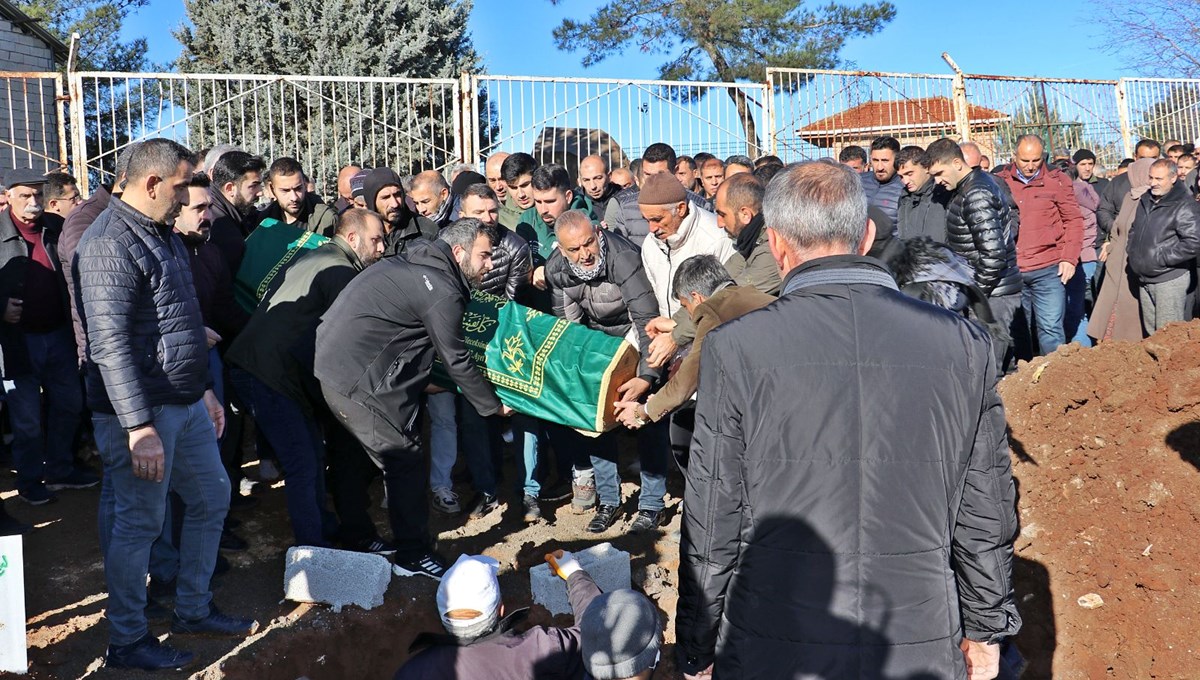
[0,535,27,674]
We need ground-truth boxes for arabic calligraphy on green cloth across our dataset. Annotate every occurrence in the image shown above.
[433,291,637,432]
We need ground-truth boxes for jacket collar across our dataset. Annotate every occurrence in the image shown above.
[110,196,174,234]
[1142,180,1189,208]
[780,254,898,295]
[649,203,701,254]
[407,608,530,653]
[329,235,366,271]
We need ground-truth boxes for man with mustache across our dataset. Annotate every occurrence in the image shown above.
[0,168,94,505]
[545,210,663,534]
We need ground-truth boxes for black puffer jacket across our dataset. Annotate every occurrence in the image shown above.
[314,238,501,432]
[945,168,1021,297]
[477,225,532,300]
[76,198,209,429]
[1127,181,1200,284]
[545,230,660,381]
[677,255,1020,678]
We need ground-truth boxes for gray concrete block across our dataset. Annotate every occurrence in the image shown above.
[284,546,392,613]
[530,542,631,615]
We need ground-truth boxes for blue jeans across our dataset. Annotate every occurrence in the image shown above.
[230,369,334,547]
[589,419,669,512]
[1020,264,1067,355]
[95,399,229,646]
[1065,261,1098,347]
[9,327,83,494]
[427,392,457,492]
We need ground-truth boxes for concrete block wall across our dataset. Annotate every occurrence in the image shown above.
[0,16,60,177]
[530,543,631,616]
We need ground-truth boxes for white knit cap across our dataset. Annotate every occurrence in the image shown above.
[436,555,502,638]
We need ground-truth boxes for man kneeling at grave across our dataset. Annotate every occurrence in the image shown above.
[393,552,661,679]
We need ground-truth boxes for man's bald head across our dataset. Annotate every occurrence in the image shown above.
[1014,134,1046,177]
[337,164,362,201]
[959,142,982,169]
[610,167,635,189]
[485,152,510,200]
[578,155,610,200]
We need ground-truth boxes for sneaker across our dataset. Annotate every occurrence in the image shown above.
[18,485,57,506]
[571,478,597,513]
[106,633,195,670]
[628,509,664,533]
[468,492,499,519]
[45,468,100,491]
[431,487,461,514]
[219,529,248,552]
[258,459,281,482]
[348,536,396,555]
[393,552,447,580]
[538,481,572,503]
[522,494,542,523]
[587,504,620,533]
[171,604,259,638]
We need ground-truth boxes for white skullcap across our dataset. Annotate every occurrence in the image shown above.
[436,554,501,638]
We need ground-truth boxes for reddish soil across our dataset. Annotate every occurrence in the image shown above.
[1002,320,1200,679]
[5,321,1200,679]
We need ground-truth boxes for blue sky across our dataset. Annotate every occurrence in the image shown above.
[125,0,1129,81]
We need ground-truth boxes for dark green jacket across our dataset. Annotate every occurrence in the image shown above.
[257,197,339,238]
[227,237,365,412]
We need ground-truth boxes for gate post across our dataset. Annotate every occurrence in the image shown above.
[1115,79,1134,160]
[764,70,776,156]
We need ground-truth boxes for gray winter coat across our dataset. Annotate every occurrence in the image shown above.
[677,255,1021,679]
[546,230,660,381]
[897,178,951,242]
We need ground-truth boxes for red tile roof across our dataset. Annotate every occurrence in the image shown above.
[797,96,1009,141]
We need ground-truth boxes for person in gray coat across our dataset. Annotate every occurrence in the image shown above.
[677,161,1020,680]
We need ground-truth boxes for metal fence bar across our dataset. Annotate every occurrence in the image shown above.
[0,71,67,178]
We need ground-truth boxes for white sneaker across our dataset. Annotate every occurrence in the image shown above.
[431,487,461,514]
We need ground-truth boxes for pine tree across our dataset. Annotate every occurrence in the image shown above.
[550,0,895,155]
[174,0,479,176]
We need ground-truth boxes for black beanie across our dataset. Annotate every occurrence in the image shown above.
[451,171,486,197]
[363,168,403,213]
[1072,149,1096,164]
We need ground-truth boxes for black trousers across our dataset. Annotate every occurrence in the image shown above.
[319,409,381,545]
[322,387,429,561]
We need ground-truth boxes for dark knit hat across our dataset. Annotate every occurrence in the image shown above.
[350,170,369,199]
[579,589,661,679]
[362,167,402,210]
[637,172,687,205]
[451,170,486,197]
[1,168,48,188]
[1072,149,1097,164]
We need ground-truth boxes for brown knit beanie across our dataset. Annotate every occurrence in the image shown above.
[637,173,687,205]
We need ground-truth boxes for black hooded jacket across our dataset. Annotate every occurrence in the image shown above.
[314,238,501,431]
[362,168,438,257]
[944,168,1021,297]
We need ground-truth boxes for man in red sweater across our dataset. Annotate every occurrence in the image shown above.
[997,134,1084,355]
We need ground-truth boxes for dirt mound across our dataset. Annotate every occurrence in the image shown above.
[1001,321,1200,679]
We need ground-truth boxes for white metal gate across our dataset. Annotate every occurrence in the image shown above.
[767,68,958,162]
[0,71,67,176]
[1119,77,1200,153]
[468,75,768,174]
[67,72,461,195]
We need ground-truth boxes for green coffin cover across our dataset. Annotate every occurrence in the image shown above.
[434,291,638,433]
[234,217,329,313]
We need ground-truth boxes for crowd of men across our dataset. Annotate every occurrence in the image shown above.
[0,127,1191,677]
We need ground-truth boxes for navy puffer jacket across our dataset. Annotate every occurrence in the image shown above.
[77,198,209,428]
